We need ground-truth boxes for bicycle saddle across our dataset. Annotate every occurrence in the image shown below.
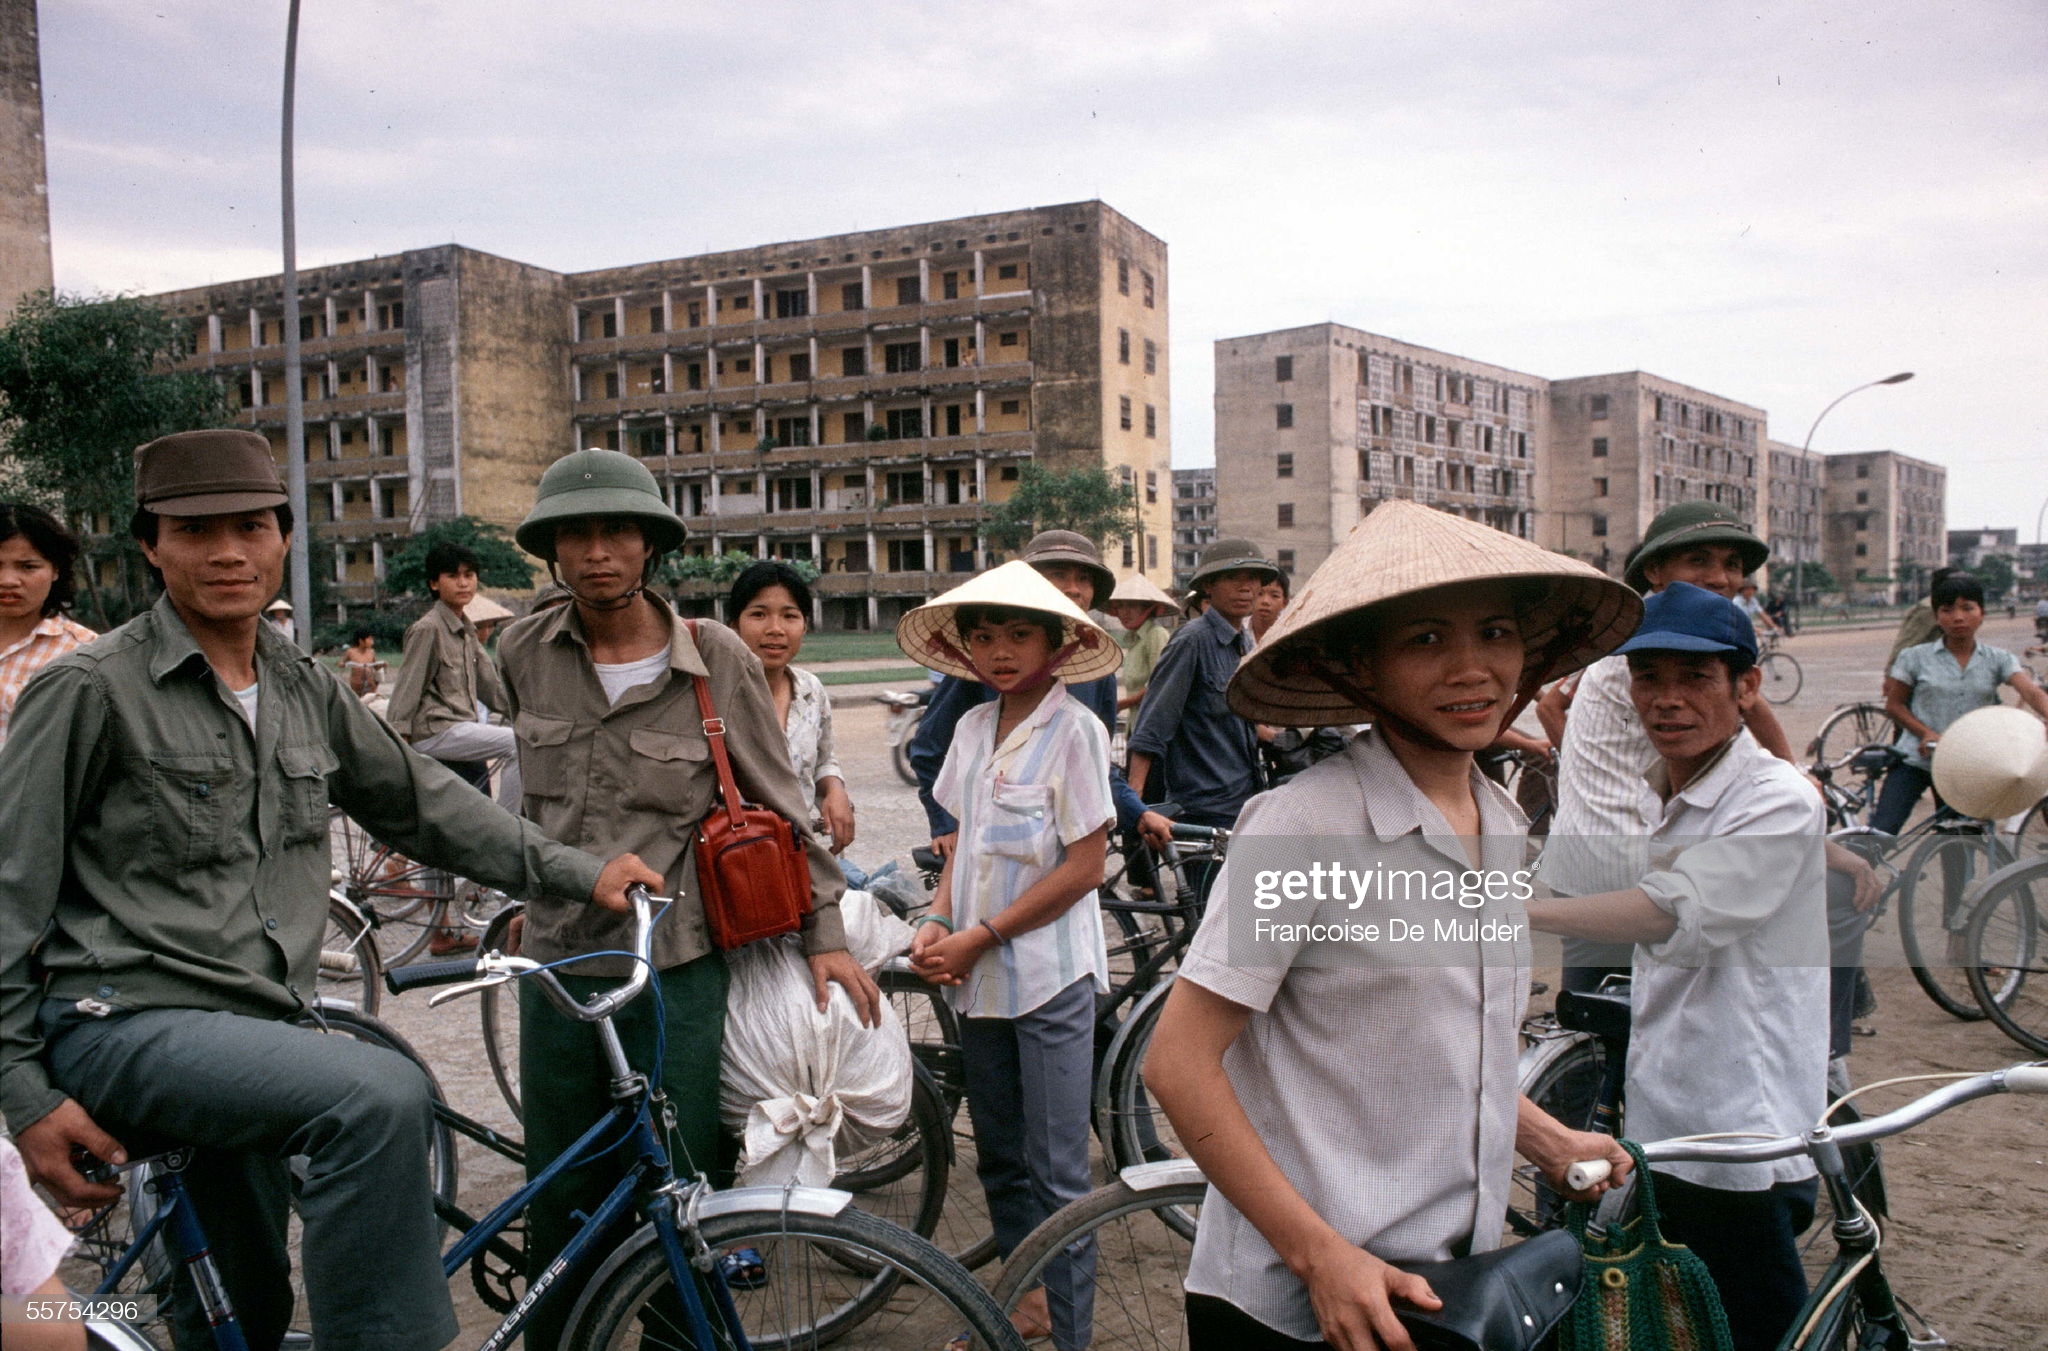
[1555,986,1633,1042]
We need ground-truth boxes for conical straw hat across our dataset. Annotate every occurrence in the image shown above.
[896,560,1123,684]
[1931,706,2048,821]
[465,594,514,624]
[1229,499,1642,726]
[1108,573,1176,612]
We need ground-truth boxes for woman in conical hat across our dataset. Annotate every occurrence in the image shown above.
[1145,501,1642,1349]
[896,561,1121,1344]
[1106,572,1176,712]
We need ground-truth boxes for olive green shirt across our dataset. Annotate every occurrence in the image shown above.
[1886,600,1939,668]
[386,600,509,742]
[0,596,605,1134]
[1116,619,1170,700]
[497,597,846,976]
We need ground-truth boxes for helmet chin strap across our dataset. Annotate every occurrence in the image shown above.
[550,559,652,612]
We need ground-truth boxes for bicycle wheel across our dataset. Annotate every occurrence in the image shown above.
[62,1162,179,1350]
[990,1167,1207,1351]
[1964,859,2048,1054]
[320,894,383,1015]
[1809,703,1899,764]
[2012,796,2048,863]
[891,717,919,785]
[1760,650,1803,705]
[1099,981,1204,1244]
[301,1006,459,1208]
[333,812,457,967]
[1509,1031,1611,1234]
[877,964,964,1117]
[478,903,523,1120]
[1897,828,2013,1019]
[565,1202,1025,1351]
[828,1061,955,1254]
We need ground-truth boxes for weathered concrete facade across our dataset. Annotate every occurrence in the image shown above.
[0,0,53,312]
[1765,438,1826,591]
[1171,466,1216,589]
[1823,449,1946,603]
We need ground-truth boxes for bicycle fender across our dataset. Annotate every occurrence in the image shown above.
[1114,1158,1206,1192]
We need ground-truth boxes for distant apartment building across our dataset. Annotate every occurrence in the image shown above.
[1214,324,1542,581]
[147,201,1170,622]
[1765,439,1826,587]
[1948,527,2017,573]
[1542,374,1765,577]
[1822,451,1947,603]
[1171,466,1217,589]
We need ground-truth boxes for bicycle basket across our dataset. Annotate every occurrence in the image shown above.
[1557,1142,1733,1351]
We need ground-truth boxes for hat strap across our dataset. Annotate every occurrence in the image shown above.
[549,557,655,612]
[1317,667,1547,756]
[930,631,1081,694]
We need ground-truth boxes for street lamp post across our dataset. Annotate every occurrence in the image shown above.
[1795,372,1913,611]
[280,0,311,649]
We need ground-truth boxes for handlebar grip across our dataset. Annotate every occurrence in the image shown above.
[1169,824,1220,842]
[2005,1065,2048,1095]
[1565,1158,1613,1191]
[385,957,482,995]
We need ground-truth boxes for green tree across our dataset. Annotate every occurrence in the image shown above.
[1893,554,1927,598]
[984,464,1141,555]
[382,516,536,597]
[1975,553,2017,601]
[659,549,819,589]
[0,291,232,624]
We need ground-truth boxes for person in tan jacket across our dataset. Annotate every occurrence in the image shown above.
[384,539,515,786]
[497,448,880,1346]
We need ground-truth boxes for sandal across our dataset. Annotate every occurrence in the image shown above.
[717,1246,768,1290]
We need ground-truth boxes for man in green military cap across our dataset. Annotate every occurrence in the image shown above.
[495,447,880,1346]
[0,429,659,1351]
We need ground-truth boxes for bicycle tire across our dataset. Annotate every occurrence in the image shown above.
[1099,981,1203,1245]
[478,902,523,1120]
[320,894,383,1016]
[1807,704,1900,828]
[1964,858,2048,1055]
[301,1006,459,1209]
[564,1202,1025,1351]
[1761,650,1803,705]
[333,813,458,967]
[876,965,964,1117]
[1506,1030,1611,1234]
[891,716,919,786]
[829,1061,953,1251]
[989,1170,1207,1351]
[1897,828,2013,1020]
[2013,796,2048,863]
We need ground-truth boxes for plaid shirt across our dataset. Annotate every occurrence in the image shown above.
[0,614,95,746]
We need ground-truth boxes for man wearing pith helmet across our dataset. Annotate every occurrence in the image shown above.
[495,446,879,1348]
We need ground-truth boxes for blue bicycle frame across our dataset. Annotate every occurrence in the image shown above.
[92,1157,252,1351]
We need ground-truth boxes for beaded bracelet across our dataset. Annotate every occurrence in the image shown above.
[917,914,955,933]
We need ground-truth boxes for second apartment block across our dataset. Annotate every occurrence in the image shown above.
[1824,451,1947,602]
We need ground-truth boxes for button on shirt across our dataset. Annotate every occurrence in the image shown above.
[0,596,604,1134]
[1623,729,1830,1190]
[385,601,508,743]
[1177,730,1530,1341]
[1127,605,1261,825]
[932,686,1114,1019]
[1539,654,1655,896]
[1886,640,2022,769]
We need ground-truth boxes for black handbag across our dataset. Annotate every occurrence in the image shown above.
[1391,1229,1584,1351]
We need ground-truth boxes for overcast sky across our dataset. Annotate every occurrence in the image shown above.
[38,0,2048,537]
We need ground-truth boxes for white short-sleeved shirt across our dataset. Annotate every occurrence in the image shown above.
[1625,729,1830,1190]
[1178,730,1530,1342]
[934,686,1114,1018]
[1540,653,1655,895]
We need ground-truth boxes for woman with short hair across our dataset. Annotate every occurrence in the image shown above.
[0,503,95,746]
[726,561,855,855]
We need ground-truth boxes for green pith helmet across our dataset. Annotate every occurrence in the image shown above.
[515,448,686,561]
[1623,500,1769,593]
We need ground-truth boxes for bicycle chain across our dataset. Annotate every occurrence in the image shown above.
[469,1217,526,1314]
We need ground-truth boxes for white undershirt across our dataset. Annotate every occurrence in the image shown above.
[229,680,259,729]
[593,646,671,706]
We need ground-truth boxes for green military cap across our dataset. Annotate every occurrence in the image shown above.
[1188,538,1280,591]
[515,448,686,561]
[1623,500,1768,593]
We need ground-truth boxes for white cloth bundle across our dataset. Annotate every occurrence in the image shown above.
[718,889,916,1186]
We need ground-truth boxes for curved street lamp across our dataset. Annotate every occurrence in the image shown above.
[1793,372,1914,609]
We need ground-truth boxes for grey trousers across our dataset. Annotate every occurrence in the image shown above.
[958,977,1098,1351]
[39,1002,456,1351]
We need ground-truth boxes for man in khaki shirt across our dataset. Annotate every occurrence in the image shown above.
[498,448,879,1344]
[0,430,659,1351]
[385,539,514,784]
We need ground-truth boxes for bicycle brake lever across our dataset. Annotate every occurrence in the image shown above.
[426,973,512,1007]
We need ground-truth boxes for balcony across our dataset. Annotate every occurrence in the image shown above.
[566,293,1035,358]
[308,454,409,482]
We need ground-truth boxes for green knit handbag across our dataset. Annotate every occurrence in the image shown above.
[1557,1142,1734,1351]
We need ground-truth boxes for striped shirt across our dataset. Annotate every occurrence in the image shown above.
[933,686,1114,1018]
[1539,653,1654,896]
[0,614,95,746]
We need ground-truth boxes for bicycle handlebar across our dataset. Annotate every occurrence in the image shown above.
[384,886,660,1023]
[1564,1062,2047,1190]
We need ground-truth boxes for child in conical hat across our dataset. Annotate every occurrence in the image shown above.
[895,561,1122,1346]
[1145,501,1642,1349]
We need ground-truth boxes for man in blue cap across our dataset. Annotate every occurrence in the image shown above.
[1527,582,1830,1351]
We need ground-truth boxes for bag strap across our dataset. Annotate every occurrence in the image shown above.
[1616,1140,1669,1244]
[682,620,747,829]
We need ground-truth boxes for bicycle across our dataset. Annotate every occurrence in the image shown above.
[319,888,385,1015]
[329,805,511,968]
[1961,854,2048,1054]
[1757,630,1804,705]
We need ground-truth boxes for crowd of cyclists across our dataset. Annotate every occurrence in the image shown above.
[2,428,2044,1351]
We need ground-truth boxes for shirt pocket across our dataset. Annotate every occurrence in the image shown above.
[147,752,237,868]
[624,727,707,813]
[515,712,579,799]
[277,742,340,846]
[983,781,1057,866]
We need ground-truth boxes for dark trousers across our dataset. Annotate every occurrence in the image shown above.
[40,1003,455,1351]
[1653,1171,1819,1351]
[960,977,1098,1351]
[1186,1292,1324,1349]
[1826,868,1875,1059]
[1869,761,1935,836]
[518,955,728,1351]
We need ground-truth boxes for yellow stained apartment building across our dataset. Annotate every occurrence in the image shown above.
[149,201,1171,626]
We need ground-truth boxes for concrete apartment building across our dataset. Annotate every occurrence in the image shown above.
[1948,527,2017,573]
[1822,450,1947,602]
[147,201,1170,621]
[1766,438,1826,587]
[1542,373,1766,576]
[1171,466,1217,589]
[1214,324,1542,580]
[0,0,53,312]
